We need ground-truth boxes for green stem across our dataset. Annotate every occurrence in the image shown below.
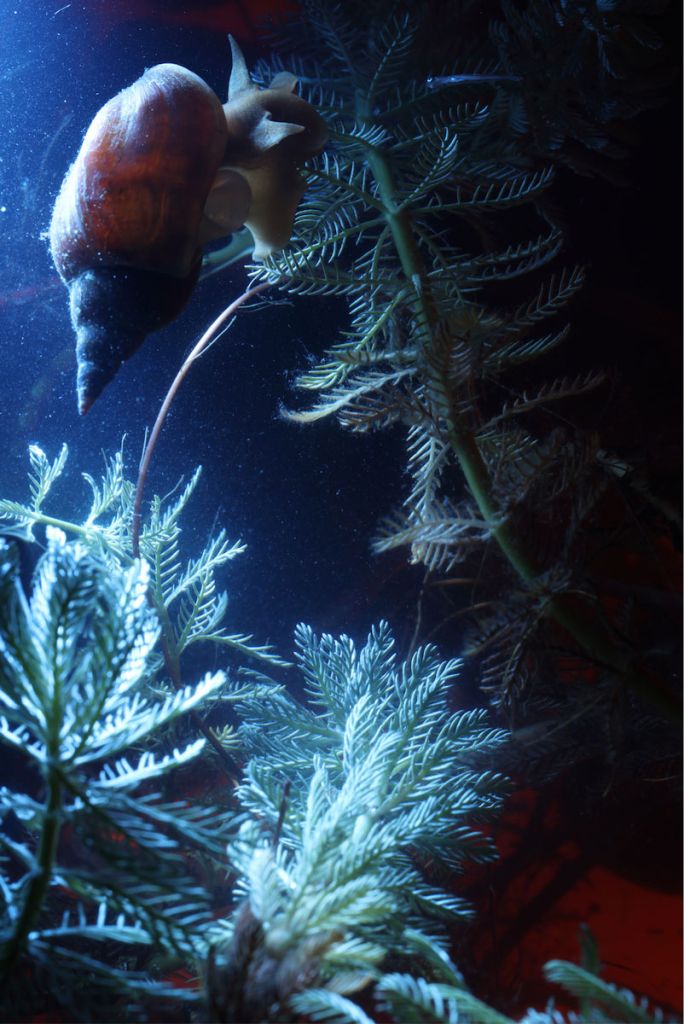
[24,512,118,545]
[360,110,680,720]
[1,767,63,978]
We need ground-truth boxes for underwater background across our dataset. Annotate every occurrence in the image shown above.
[0,0,681,1020]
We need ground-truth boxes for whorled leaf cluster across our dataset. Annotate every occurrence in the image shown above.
[0,444,281,1019]
[205,622,509,1021]
[0,443,287,673]
[251,1,604,601]
[0,528,233,1018]
[203,623,675,1023]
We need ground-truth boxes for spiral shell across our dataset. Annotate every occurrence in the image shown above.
[49,40,327,413]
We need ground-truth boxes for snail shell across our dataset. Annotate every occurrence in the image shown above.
[50,64,248,413]
[49,40,327,414]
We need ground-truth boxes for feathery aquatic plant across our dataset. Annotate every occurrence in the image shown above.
[1,2,676,1015]
[204,621,510,1021]
[0,520,673,1021]
[372,951,677,1024]
[0,443,290,1014]
[0,528,234,1018]
[202,624,678,1023]
[0,442,287,673]
[247,0,679,728]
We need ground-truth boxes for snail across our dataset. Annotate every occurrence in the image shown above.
[49,37,327,413]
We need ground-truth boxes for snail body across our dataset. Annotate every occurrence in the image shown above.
[219,40,329,259]
[49,39,327,413]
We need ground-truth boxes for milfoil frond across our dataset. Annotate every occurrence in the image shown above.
[208,623,509,1021]
[28,442,68,515]
[0,530,241,1016]
[485,371,606,425]
[365,10,416,106]
[505,266,586,331]
[81,444,127,526]
[542,958,673,1024]
[463,229,564,283]
[374,498,492,572]
[0,442,283,670]
[423,165,554,216]
[285,368,414,425]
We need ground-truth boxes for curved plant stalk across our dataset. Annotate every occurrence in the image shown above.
[132,281,272,558]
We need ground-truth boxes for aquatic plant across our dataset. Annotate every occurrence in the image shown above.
[0,450,509,1019]
[248,0,680,729]
[205,621,510,1021]
[385,924,678,1024]
[0,459,676,1021]
[0,442,294,1017]
[370,948,676,1024]
[235,4,679,1010]
[0,527,234,1018]
[0,442,286,672]
[2,0,678,1018]
[199,631,674,1023]
[0,440,290,785]
[2,447,509,1020]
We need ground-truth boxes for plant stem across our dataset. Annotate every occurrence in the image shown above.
[132,282,271,559]
[1,767,63,978]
